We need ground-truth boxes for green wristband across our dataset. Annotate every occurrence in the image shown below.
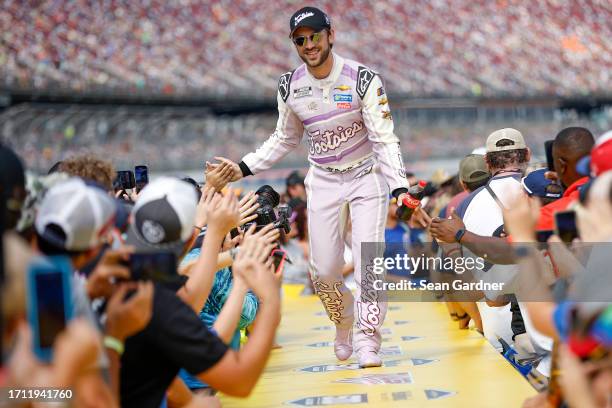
[103,335,125,355]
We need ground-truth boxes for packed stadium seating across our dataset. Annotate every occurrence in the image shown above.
[1,0,610,98]
[3,102,609,172]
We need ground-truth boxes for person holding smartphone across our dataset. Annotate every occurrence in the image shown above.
[0,233,97,397]
[32,178,154,407]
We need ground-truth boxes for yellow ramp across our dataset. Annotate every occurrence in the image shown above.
[220,285,536,407]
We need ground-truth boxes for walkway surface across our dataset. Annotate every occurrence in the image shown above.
[219,285,536,407]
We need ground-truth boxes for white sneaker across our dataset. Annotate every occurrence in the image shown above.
[357,348,382,368]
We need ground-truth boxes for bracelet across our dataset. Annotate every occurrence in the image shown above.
[194,225,204,232]
[103,336,125,356]
[454,228,466,243]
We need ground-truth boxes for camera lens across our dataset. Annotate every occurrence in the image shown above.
[255,185,280,208]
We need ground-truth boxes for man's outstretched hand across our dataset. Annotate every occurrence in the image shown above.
[430,208,464,243]
[206,157,244,186]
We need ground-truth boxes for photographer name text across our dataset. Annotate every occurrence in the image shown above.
[372,279,505,292]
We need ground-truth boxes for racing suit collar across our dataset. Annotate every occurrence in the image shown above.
[306,52,343,88]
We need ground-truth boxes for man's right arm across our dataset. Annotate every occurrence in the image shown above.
[238,89,304,177]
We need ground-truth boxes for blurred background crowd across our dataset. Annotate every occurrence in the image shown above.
[1,0,610,97]
[0,0,610,174]
[2,103,611,174]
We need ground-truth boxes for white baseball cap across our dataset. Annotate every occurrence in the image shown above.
[35,178,117,251]
[471,146,487,155]
[126,177,198,255]
[486,128,527,153]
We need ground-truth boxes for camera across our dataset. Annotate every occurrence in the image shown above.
[234,185,293,273]
[243,185,292,234]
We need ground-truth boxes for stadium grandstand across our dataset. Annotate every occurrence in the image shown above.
[2,102,610,173]
[1,1,611,174]
[0,0,610,97]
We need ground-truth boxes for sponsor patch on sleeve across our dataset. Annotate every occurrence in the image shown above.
[278,71,293,102]
[377,87,385,96]
[382,110,393,120]
[356,66,376,99]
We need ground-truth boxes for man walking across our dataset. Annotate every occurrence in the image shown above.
[213,7,426,367]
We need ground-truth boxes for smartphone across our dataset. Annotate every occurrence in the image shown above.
[271,248,288,275]
[536,230,554,243]
[554,210,579,244]
[129,252,186,291]
[116,170,136,190]
[134,165,149,192]
[544,140,555,172]
[26,256,74,362]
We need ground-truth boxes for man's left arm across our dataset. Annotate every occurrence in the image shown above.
[360,74,409,199]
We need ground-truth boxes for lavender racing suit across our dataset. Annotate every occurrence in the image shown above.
[238,53,409,352]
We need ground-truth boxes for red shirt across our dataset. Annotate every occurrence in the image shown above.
[444,191,469,217]
[536,177,588,231]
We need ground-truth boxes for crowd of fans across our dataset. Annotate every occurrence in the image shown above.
[1,124,611,407]
[1,149,287,407]
[1,0,610,97]
[409,126,612,407]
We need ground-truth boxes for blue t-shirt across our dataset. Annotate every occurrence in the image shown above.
[384,222,411,277]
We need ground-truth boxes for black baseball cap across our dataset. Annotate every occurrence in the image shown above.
[289,7,331,36]
[125,177,198,257]
[286,170,305,187]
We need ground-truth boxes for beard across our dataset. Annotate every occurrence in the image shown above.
[299,44,331,68]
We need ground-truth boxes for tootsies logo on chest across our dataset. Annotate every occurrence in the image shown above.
[308,121,364,155]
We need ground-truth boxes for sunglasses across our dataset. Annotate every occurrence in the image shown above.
[292,31,323,47]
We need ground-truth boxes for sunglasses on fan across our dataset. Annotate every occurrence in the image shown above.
[292,30,324,47]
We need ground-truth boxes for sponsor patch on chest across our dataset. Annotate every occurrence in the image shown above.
[333,93,352,102]
[294,86,313,98]
[336,102,352,109]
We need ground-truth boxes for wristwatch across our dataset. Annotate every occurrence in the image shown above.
[513,245,532,258]
[454,228,466,243]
